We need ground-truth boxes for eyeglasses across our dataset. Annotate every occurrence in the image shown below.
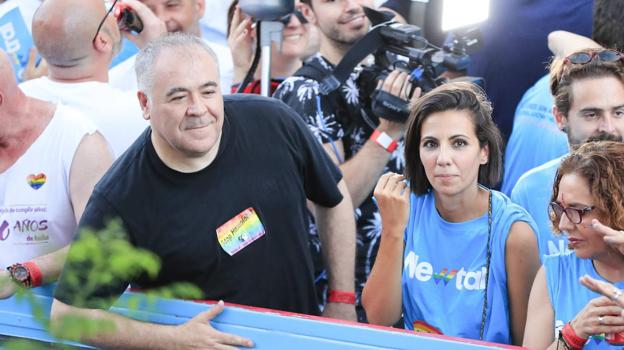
[92,0,119,44]
[564,49,624,66]
[548,202,595,225]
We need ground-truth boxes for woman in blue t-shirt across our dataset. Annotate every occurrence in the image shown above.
[362,82,540,345]
[524,141,624,350]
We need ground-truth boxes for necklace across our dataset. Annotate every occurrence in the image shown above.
[479,190,493,340]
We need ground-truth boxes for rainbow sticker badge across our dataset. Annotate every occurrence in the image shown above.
[27,173,46,190]
[413,321,443,335]
[216,207,266,256]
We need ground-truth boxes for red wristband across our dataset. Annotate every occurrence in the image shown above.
[561,322,587,350]
[370,129,398,153]
[23,261,43,288]
[327,290,356,305]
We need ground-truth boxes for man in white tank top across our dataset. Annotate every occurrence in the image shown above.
[0,50,113,298]
[19,0,167,158]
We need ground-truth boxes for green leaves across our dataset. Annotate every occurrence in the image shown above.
[2,220,202,349]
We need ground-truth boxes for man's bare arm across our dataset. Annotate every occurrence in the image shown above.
[324,132,398,208]
[314,179,357,321]
[0,246,70,298]
[0,132,113,299]
[51,299,253,350]
[69,131,114,224]
[323,70,418,208]
[41,131,112,284]
[548,30,601,58]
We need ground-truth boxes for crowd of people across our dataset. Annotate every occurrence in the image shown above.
[1,0,624,349]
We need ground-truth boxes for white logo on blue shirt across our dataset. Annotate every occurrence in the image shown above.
[404,252,487,291]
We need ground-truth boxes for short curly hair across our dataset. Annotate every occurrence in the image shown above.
[404,82,503,194]
[550,141,624,232]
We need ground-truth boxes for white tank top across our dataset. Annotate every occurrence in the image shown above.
[0,104,97,267]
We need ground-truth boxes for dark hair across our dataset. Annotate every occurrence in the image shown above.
[226,0,239,38]
[404,82,503,194]
[593,0,624,51]
[550,141,624,232]
[549,50,624,117]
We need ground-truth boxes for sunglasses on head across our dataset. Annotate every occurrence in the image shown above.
[564,49,624,66]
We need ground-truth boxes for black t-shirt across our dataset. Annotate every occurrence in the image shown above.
[54,95,343,315]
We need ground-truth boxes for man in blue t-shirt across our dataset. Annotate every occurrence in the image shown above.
[511,51,624,261]
[511,1,624,260]
[501,75,568,195]
[503,0,624,194]
[467,0,592,141]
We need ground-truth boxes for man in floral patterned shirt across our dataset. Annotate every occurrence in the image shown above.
[274,0,419,322]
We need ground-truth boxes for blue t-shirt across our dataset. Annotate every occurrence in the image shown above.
[544,254,624,349]
[467,0,592,139]
[402,189,537,343]
[511,157,570,261]
[501,75,569,195]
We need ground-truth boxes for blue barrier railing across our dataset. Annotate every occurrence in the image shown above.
[0,286,521,349]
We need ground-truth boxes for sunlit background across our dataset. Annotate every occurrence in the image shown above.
[441,0,489,31]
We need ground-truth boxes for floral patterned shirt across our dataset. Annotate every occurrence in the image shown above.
[274,54,405,319]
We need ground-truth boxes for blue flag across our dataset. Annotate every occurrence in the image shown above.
[0,3,34,82]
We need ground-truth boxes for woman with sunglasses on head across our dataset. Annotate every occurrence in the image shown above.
[523,141,624,350]
[362,82,540,345]
[227,1,319,95]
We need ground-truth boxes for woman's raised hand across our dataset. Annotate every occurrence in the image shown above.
[373,172,410,237]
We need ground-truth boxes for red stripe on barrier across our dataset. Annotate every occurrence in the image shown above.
[126,288,523,349]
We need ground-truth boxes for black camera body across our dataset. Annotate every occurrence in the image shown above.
[355,8,483,123]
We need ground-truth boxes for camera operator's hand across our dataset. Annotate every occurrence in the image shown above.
[228,6,256,85]
[377,70,421,139]
[117,0,166,49]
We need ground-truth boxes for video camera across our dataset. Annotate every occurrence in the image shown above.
[362,17,481,92]
[319,7,483,123]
